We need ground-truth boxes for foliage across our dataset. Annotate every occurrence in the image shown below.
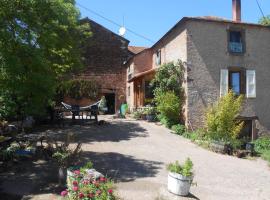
[80,161,94,174]
[254,136,270,153]
[0,0,91,120]
[52,134,82,168]
[143,106,156,115]
[259,16,270,26]
[205,91,244,144]
[151,60,184,96]
[56,79,100,101]
[151,60,185,127]
[99,96,107,112]
[62,166,116,200]
[167,158,193,177]
[132,109,144,120]
[155,91,181,128]
[171,124,186,135]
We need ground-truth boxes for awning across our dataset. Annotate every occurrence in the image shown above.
[128,68,156,82]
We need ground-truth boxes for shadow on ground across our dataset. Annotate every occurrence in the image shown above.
[0,159,63,200]
[36,119,148,144]
[81,151,163,182]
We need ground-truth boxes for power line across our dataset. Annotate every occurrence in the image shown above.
[76,3,155,44]
[255,0,265,18]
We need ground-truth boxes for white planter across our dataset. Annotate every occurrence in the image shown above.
[167,172,193,196]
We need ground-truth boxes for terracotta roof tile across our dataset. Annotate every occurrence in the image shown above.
[128,46,148,54]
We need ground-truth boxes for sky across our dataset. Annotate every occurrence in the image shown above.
[76,0,270,47]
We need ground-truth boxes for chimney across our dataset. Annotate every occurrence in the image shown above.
[232,0,241,22]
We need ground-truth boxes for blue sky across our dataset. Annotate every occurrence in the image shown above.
[76,0,270,47]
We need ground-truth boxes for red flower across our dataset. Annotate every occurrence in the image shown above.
[73,170,80,175]
[60,190,68,196]
[73,180,78,186]
[83,180,90,185]
[88,192,94,198]
[79,192,85,199]
[73,186,78,192]
[100,177,107,182]
[96,190,101,196]
[108,189,113,194]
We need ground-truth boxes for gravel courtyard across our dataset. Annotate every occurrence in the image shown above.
[75,116,270,200]
[1,116,270,200]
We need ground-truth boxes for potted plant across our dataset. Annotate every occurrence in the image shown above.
[52,139,82,186]
[167,158,194,196]
[145,106,156,122]
[98,96,108,114]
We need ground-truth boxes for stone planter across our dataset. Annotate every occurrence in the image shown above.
[59,167,67,186]
[167,172,193,196]
[146,114,155,122]
[210,141,231,154]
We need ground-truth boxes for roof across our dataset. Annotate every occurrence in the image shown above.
[152,16,270,48]
[80,17,130,43]
[128,68,156,82]
[128,46,148,54]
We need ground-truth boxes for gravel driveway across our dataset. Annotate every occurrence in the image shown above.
[78,116,270,200]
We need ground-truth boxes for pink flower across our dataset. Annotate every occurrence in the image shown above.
[100,177,107,182]
[108,189,113,194]
[93,180,100,187]
[60,190,68,196]
[73,170,80,175]
[79,192,84,199]
[96,189,101,196]
[88,192,94,198]
[82,180,89,185]
[73,186,78,192]
[73,180,78,186]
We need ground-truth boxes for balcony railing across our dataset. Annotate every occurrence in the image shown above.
[229,42,243,53]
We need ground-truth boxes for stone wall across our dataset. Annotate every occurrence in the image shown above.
[186,20,270,135]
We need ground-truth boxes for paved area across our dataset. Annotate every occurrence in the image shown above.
[72,116,270,200]
[1,116,270,200]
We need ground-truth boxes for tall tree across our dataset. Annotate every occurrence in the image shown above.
[259,15,270,26]
[0,0,91,120]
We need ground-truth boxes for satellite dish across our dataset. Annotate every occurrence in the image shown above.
[119,26,126,36]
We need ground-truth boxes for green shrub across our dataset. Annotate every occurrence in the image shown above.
[132,110,144,120]
[171,124,186,135]
[261,150,270,163]
[254,136,270,153]
[167,158,193,177]
[205,91,244,144]
[155,91,180,128]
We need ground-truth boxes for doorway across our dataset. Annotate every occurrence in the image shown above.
[105,93,115,114]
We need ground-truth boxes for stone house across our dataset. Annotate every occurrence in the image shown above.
[126,0,270,139]
[65,18,133,114]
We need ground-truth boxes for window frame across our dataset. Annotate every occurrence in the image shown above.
[155,49,161,66]
[228,67,246,95]
[227,28,246,55]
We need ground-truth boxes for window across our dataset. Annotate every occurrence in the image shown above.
[144,81,154,99]
[220,68,256,98]
[228,30,244,53]
[229,71,241,95]
[128,86,130,96]
[155,50,161,65]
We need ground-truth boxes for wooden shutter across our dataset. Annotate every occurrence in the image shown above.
[246,70,256,98]
[220,69,228,97]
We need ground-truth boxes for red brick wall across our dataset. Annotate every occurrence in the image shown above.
[134,49,153,74]
[71,18,132,112]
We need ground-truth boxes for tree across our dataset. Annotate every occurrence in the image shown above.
[0,0,91,120]
[259,16,270,26]
[205,91,244,145]
[151,60,185,127]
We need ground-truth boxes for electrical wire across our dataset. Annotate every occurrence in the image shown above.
[77,2,155,44]
[255,0,265,18]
